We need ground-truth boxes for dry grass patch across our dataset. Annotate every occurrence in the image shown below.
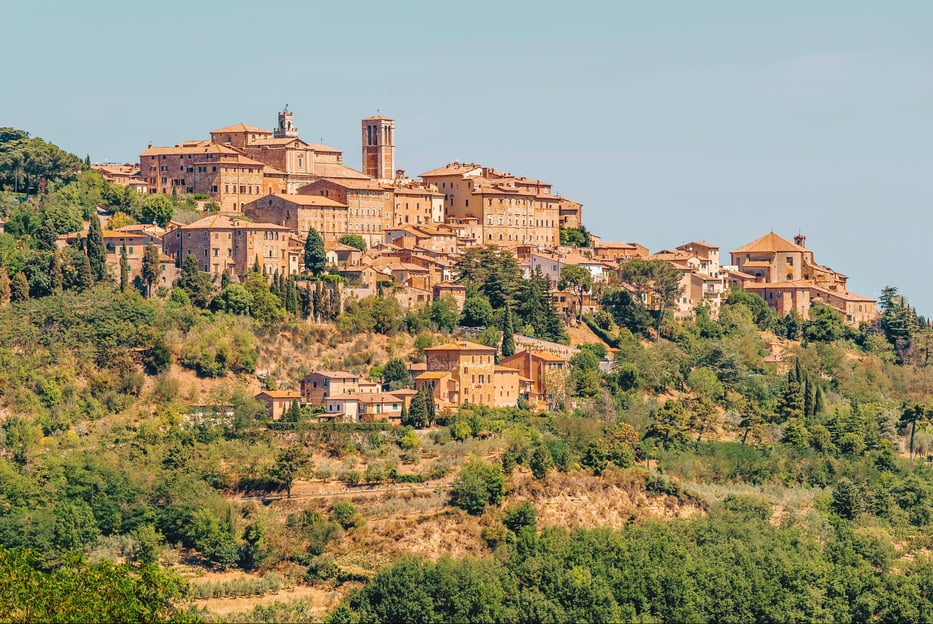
[509,469,705,530]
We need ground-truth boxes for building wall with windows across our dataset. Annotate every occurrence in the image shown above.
[164,214,292,278]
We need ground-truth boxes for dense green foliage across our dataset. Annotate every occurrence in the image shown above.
[332,505,933,624]
[0,549,193,622]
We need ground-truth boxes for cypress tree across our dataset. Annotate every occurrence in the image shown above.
[49,252,63,294]
[407,390,428,428]
[119,247,129,293]
[76,254,93,292]
[501,304,516,357]
[424,388,437,426]
[141,242,162,298]
[300,282,312,318]
[287,276,299,314]
[36,219,58,251]
[312,282,324,322]
[304,227,326,276]
[10,272,29,302]
[221,270,230,289]
[804,378,816,419]
[271,269,281,299]
[86,216,107,281]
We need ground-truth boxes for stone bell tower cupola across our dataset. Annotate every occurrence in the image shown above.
[361,114,395,181]
[274,105,299,139]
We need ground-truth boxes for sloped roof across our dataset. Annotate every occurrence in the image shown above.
[212,123,271,134]
[419,162,483,177]
[180,214,290,230]
[272,194,347,208]
[732,232,804,255]
[424,340,496,353]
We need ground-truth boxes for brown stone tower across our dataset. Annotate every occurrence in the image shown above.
[361,114,394,181]
[274,105,299,139]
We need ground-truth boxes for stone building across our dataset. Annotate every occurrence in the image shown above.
[730,232,877,325]
[244,194,349,243]
[297,178,391,249]
[418,162,565,248]
[414,341,520,409]
[163,214,293,278]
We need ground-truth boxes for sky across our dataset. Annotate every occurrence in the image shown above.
[4,0,933,314]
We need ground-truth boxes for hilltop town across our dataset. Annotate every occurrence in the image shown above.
[87,108,880,421]
[5,113,933,623]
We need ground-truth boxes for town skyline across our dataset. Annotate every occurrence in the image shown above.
[4,1,933,312]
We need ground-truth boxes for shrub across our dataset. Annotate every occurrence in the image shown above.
[450,458,505,515]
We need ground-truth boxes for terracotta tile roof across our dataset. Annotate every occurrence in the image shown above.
[419,163,483,177]
[415,371,450,380]
[363,114,394,121]
[180,214,291,231]
[212,123,271,134]
[305,143,342,153]
[732,232,804,255]
[595,242,638,250]
[424,340,496,353]
[246,137,300,147]
[393,185,443,196]
[141,141,239,157]
[271,194,348,208]
[388,388,417,397]
[677,241,719,251]
[256,390,301,398]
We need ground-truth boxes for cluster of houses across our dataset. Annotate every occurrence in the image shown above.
[86,108,880,420]
[255,340,574,424]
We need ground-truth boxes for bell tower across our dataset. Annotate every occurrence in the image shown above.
[361,114,395,181]
[274,105,299,139]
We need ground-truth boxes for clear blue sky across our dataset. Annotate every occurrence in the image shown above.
[5,1,933,314]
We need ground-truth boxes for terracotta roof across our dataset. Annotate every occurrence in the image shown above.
[732,232,804,255]
[312,163,371,180]
[270,194,347,208]
[256,390,301,399]
[419,163,483,177]
[363,114,394,121]
[180,214,291,231]
[246,137,303,146]
[212,123,271,134]
[495,366,519,373]
[140,141,239,157]
[424,340,496,353]
[415,371,451,380]
[393,185,443,196]
[677,241,719,251]
[388,388,417,397]
[741,260,772,268]
[305,143,342,153]
[595,242,639,250]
